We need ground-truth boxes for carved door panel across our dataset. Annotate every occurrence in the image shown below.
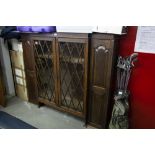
[88,37,115,128]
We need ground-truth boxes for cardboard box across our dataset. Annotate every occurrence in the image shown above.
[56,26,126,34]
[56,26,95,33]
[16,84,28,101]
[10,50,28,101]
[10,50,24,69]
[92,26,125,34]
[11,39,23,52]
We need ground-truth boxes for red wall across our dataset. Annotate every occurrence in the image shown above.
[119,26,155,128]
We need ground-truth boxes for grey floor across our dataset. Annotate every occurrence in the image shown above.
[0,96,86,129]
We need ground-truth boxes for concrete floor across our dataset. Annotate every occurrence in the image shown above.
[0,96,86,129]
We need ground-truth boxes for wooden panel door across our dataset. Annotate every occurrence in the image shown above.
[31,36,58,106]
[88,35,116,128]
[22,35,38,104]
[56,37,88,118]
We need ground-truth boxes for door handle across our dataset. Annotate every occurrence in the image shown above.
[95,45,109,53]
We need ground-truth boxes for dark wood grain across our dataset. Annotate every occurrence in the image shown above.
[21,33,118,128]
[0,61,5,106]
[30,36,57,106]
[22,33,89,119]
[25,70,38,104]
[21,35,38,104]
[56,37,89,118]
[88,33,118,128]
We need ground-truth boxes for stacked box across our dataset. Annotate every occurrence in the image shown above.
[10,39,28,101]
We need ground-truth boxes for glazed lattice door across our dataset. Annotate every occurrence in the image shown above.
[57,38,88,117]
[32,37,57,105]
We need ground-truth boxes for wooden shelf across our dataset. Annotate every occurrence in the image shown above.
[60,56,84,64]
[36,54,53,59]
[36,54,84,64]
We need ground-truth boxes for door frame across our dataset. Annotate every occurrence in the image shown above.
[31,36,58,106]
[56,37,88,118]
